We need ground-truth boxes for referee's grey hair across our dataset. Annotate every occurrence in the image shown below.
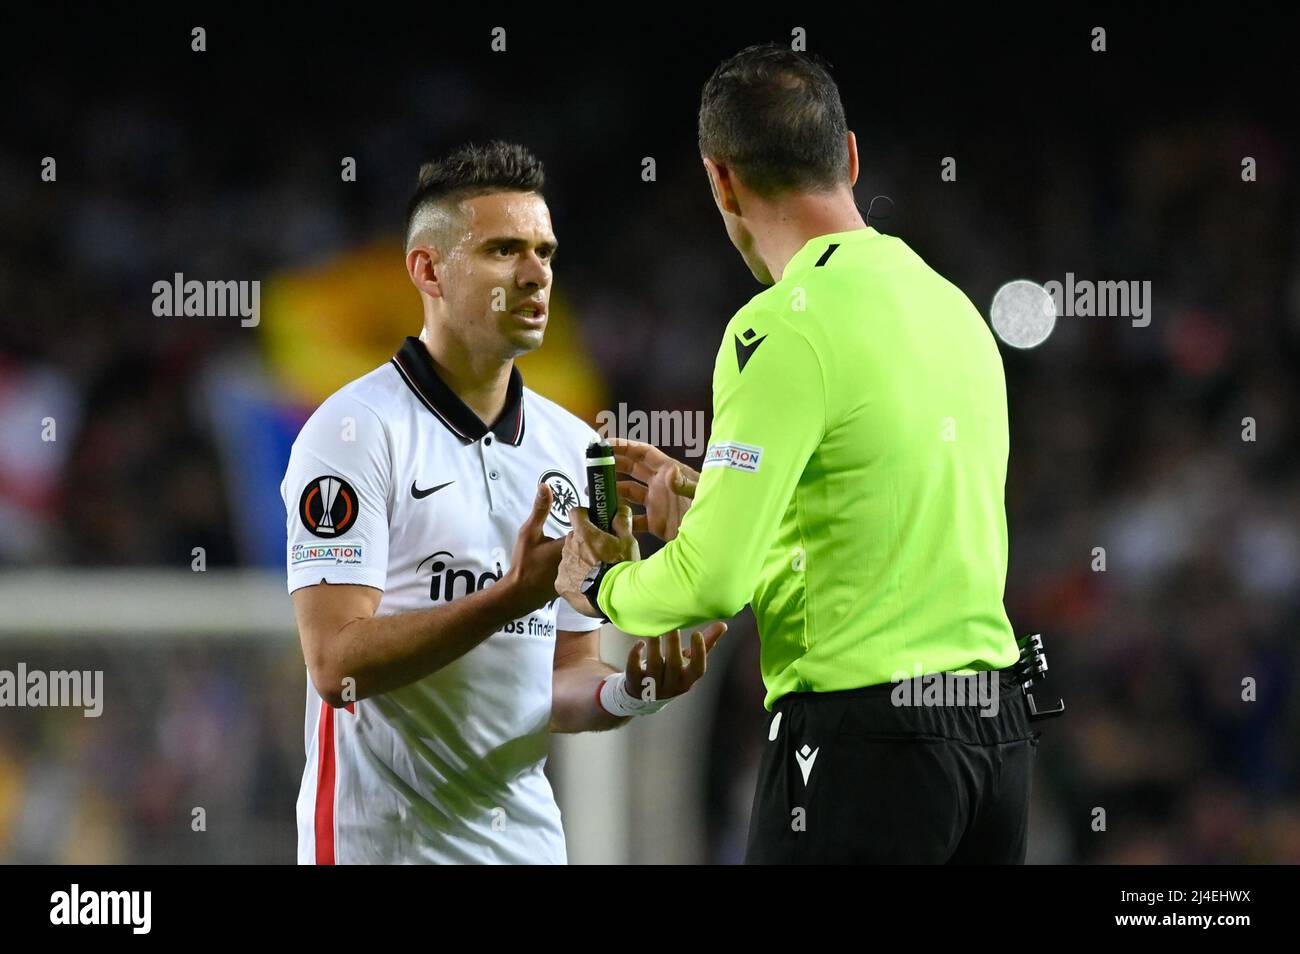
[405,141,546,254]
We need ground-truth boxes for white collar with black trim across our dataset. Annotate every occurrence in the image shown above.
[390,336,526,446]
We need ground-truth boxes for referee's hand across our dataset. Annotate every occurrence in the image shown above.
[556,503,638,618]
[611,438,699,541]
[503,483,566,612]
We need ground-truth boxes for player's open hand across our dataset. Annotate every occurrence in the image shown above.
[611,438,699,541]
[556,504,638,617]
[625,622,728,702]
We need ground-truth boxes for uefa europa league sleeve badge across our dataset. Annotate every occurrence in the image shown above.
[299,476,360,538]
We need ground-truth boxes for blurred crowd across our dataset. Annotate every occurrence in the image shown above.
[2,29,1298,862]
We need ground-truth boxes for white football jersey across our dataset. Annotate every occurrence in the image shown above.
[281,336,602,864]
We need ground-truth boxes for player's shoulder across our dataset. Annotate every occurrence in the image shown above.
[294,362,401,445]
[521,386,599,443]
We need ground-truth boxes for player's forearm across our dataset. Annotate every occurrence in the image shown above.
[549,659,629,733]
[312,580,543,706]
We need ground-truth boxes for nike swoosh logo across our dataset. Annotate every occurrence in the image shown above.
[411,480,455,500]
[735,333,767,372]
[795,744,819,785]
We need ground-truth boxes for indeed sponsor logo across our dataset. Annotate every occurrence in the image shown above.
[419,551,504,603]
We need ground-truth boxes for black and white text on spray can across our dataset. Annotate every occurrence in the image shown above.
[585,441,618,533]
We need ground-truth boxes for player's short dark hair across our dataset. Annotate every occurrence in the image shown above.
[405,141,546,251]
[698,44,850,197]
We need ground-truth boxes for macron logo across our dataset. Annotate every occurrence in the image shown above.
[795,744,819,785]
[735,328,767,372]
[50,884,151,934]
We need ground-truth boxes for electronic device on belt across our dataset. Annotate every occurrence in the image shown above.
[1015,633,1065,721]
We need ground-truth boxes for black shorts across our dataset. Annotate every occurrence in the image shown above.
[744,667,1040,864]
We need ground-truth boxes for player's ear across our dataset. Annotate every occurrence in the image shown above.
[846,130,860,187]
[406,245,445,300]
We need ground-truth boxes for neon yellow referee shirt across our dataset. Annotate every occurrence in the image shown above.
[597,226,1019,708]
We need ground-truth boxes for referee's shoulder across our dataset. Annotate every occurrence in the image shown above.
[724,285,816,343]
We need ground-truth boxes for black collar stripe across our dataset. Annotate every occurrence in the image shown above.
[814,243,840,267]
[391,337,526,446]
[389,355,473,441]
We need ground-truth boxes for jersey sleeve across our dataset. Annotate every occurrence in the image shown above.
[555,424,605,633]
[555,600,603,633]
[281,393,391,594]
[595,314,826,634]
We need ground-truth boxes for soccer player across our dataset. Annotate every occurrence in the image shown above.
[557,46,1037,863]
[281,142,725,864]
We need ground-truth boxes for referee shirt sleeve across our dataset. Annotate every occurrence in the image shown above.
[281,393,391,594]
[596,315,826,635]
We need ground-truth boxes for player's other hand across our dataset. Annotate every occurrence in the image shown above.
[556,504,639,618]
[611,438,699,542]
[504,483,565,612]
[626,622,728,701]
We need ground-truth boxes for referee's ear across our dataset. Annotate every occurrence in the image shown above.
[405,245,446,301]
[702,158,740,216]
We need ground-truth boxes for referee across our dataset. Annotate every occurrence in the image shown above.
[558,44,1038,863]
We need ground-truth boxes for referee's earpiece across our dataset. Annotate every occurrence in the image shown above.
[865,194,894,224]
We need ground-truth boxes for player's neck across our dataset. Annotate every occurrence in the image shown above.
[760,192,866,281]
[418,333,513,427]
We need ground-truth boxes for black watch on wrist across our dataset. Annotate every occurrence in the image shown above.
[580,562,611,623]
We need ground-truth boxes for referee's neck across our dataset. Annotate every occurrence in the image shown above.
[757,193,866,281]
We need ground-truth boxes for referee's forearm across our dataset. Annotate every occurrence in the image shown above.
[600,541,749,636]
[315,581,543,706]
